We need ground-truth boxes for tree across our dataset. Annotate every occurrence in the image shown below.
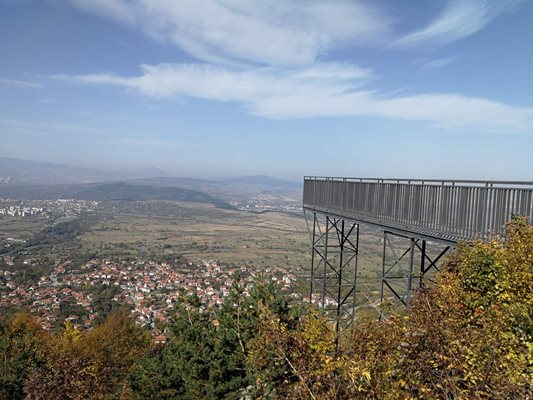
[247,307,341,399]
[342,218,532,399]
[0,312,44,400]
[127,278,298,399]
[23,311,150,400]
[246,218,533,399]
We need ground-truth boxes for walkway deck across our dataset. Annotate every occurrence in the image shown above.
[303,177,533,243]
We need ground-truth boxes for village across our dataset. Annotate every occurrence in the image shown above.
[0,256,298,341]
[0,199,99,218]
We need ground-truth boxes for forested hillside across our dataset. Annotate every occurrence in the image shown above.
[1,218,531,399]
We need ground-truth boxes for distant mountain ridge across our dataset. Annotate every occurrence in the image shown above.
[0,158,300,188]
[0,181,232,208]
[131,176,302,203]
[0,157,169,184]
[221,175,300,189]
[0,157,302,204]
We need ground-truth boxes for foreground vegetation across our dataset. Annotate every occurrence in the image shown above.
[1,219,531,399]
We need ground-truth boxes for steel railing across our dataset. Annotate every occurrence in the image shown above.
[303,177,533,242]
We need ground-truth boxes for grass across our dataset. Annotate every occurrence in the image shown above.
[0,215,50,244]
[79,201,313,268]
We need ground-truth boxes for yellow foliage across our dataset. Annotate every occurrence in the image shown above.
[22,311,151,400]
[249,218,533,399]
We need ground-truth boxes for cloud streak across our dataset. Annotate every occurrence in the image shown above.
[68,0,391,66]
[415,56,457,70]
[68,62,533,133]
[0,78,41,88]
[393,0,524,47]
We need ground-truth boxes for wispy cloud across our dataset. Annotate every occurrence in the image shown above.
[68,0,391,66]
[69,62,373,100]
[415,56,458,70]
[67,62,533,133]
[393,0,524,47]
[0,78,41,88]
[59,1,532,134]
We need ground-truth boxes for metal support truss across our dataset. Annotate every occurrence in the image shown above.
[305,211,359,336]
[380,231,450,309]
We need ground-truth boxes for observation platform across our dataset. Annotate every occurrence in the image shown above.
[303,177,533,243]
[302,176,533,334]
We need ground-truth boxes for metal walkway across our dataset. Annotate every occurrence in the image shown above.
[304,177,533,243]
[303,177,533,334]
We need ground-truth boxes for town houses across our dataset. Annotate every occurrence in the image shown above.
[0,199,98,218]
[0,256,298,334]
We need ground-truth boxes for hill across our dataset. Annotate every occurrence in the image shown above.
[0,181,231,207]
[0,157,169,184]
[133,175,302,204]
[0,157,301,211]
[221,175,301,190]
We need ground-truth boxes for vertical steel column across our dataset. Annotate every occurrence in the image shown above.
[414,240,451,286]
[380,231,417,308]
[322,217,329,309]
[335,219,345,338]
[309,212,317,301]
[305,211,360,334]
[419,239,426,288]
[351,225,360,319]
[405,238,415,303]
[380,231,387,308]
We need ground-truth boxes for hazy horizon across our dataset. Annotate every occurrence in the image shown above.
[1,1,533,181]
[0,156,302,182]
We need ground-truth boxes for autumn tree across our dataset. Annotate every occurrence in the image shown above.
[3,219,530,399]
[247,218,532,399]
[247,307,344,399]
[343,217,532,399]
[0,312,44,400]
[23,311,150,400]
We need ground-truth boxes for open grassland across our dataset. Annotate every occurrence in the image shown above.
[0,216,51,244]
[80,201,313,268]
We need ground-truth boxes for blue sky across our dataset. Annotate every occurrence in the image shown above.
[0,0,532,180]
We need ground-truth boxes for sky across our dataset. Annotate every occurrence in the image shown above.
[0,0,532,181]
